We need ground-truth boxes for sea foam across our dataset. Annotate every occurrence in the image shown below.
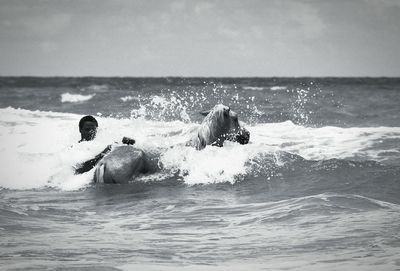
[120,96,139,102]
[1,107,399,190]
[61,92,95,103]
[270,86,287,91]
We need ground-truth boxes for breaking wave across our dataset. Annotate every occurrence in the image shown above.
[61,93,95,103]
[0,107,399,191]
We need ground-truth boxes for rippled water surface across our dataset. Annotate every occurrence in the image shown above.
[0,77,399,270]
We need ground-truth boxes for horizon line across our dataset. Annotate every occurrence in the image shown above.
[1,75,400,79]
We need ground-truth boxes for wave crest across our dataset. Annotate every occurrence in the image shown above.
[61,93,95,103]
[0,107,399,191]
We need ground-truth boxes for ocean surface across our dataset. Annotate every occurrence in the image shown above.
[0,77,399,270]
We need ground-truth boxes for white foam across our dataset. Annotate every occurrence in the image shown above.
[61,92,95,103]
[0,107,399,190]
[130,95,191,122]
[242,86,287,91]
[81,84,108,92]
[120,96,139,102]
[270,86,287,91]
[0,107,190,190]
[161,142,260,185]
[243,86,265,91]
[251,121,400,162]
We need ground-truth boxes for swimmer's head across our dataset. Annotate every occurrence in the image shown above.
[79,115,98,141]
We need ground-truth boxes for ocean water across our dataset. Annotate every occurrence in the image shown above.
[0,77,399,270]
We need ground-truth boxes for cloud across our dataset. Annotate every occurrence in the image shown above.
[218,24,240,39]
[170,0,187,12]
[40,41,58,54]
[0,0,399,76]
[23,13,71,36]
[194,1,214,14]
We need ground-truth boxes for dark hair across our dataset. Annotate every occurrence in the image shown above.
[79,115,98,130]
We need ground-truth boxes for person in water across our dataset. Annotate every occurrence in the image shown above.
[75,115,135,174]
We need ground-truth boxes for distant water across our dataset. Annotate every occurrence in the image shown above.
[0,77,399,270]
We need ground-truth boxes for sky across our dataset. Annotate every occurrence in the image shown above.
[0,0,399,77]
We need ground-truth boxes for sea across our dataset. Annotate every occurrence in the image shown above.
[0,77,399,270]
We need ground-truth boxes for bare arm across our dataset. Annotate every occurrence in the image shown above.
[74,145,111,174]
[74,137,135,174]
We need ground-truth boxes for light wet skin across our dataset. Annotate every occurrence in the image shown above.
[188,104,250,150]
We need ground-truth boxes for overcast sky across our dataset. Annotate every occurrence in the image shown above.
[0,0,399,77]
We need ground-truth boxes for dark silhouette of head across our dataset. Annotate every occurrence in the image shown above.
[79,115,98,142]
